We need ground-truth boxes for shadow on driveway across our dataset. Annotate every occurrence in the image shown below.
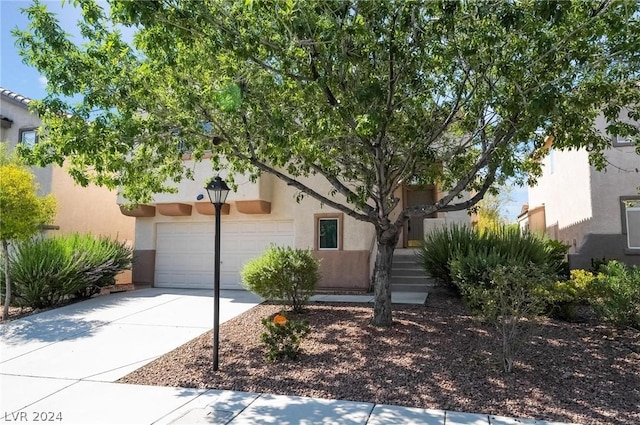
[0,316,109,345]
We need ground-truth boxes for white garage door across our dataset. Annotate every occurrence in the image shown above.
[155,220,294,290]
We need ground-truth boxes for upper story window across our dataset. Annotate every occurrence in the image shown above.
[610,109,637,147]
[315,213,343,250]
[621,197,640,251]
[19,128,37,148]
[612,134,634,147]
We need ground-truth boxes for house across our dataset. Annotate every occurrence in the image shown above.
[519,113,639,269]
[0,87,135,281]
[121,156,471,291]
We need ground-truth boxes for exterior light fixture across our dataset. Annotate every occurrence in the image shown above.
[205,175,230,371]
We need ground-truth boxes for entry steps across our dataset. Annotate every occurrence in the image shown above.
[390,248,436,293]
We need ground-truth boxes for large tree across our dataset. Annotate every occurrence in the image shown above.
[14,0,640,325]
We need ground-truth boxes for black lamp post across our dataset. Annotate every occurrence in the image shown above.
[205,176,230,371]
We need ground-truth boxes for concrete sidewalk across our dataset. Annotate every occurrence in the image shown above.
[0,288,576,425]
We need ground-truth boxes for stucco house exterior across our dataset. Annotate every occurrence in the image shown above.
[121,155,472,291]
[0,87,135,281]
[518,114,639,269]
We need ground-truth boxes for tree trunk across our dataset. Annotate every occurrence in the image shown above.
[372,227,400,327]
[2,240,10,320]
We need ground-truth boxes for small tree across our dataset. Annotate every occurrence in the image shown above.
[455,262,553,373]
[0,144,55,319]
[475,185,514,232]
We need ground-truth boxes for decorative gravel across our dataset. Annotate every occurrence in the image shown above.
[118,294,639,425]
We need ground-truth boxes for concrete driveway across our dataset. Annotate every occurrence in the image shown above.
[0,288,261,423]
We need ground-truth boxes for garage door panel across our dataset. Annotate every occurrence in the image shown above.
[155,220,293,289]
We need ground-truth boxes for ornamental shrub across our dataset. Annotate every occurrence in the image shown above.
[590,261,640,329]
[64,234,133,298]
[241,246,319,312]
[260,312,311,362]
[7,238,85,308]
[541,269,596,321]
[456,263,553,373]
[416,224,478,288]
[5,234,133,308]
[418,224,569,292]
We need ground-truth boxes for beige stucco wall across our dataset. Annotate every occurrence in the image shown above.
[527,146,593,248]
[589,115,640,235]
[51,166,135,283]
[131,160,377,252]
[129,162,377,289]
[0,95,53,195]
[526,111,639,257]
[291,175,375,251]
[2,92,136,283]
[50,165,135,239]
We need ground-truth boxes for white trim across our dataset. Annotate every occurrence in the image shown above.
[625,205,640,250]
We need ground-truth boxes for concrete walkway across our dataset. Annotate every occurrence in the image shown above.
[0,289,575,425]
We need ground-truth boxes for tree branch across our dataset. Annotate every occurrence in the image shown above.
[308,163,376,216]
[397,114,518,224]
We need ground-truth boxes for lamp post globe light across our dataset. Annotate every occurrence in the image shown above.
[205,176,230,371]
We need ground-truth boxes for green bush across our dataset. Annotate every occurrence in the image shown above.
[450,249,516,289]
[65,234,133,298]
[241,246,319,312]
[260,312,311,362]
[418,224,569,292]
[6,238,85,308]
[543,238,571,280]
[541,269,595,321]
[457,263,553,373]
[416,224,478,287]
[4,234,132,309]
[590,261,640,329]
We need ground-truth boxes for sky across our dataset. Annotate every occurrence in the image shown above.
[1,1,74,100]
[0,0,528,222]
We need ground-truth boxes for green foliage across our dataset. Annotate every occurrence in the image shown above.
[260,312,311,362]
[417,224,478,287]
[5,238,84,308]
[450,250,521,301]
[457,263,553,373]
[0,161,56,242]
[3,234,133,309]
[419,225,569,292]
[14,1,640,206]
[14,1,640,326]
[62,234,134,298]
[0,142,23,166]
[241,246,319,313]
[590,261,640,329]
[544,239,571,279]
[475,187,513,233]
[590,257,610,273]
[541,269,596,321]
[0,144,57,317]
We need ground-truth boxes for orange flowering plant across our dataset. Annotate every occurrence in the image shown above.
[260,312,310,362]
[273,314,287,326]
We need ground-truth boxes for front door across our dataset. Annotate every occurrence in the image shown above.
[404,186,436,247]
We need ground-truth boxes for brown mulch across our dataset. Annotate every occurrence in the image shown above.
[118,294,640,425]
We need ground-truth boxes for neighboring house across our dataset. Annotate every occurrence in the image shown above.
[121,156,471,291]
[519,114,639,269]
[0,87,135,281]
